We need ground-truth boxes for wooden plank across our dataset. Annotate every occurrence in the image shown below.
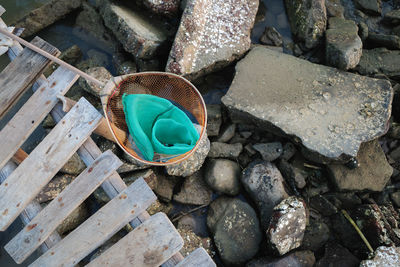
[0,97,101,231]
[176,248,216,267]
[30,178,157,267]
[0,66,79,170]
[5,150,123,264]
[0,36,60,119]
[86,213,184,267]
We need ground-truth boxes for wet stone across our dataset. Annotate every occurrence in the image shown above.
[177,227,214,257]
[367,33,400,50]
[316,242,360,267]
[326,0,345,18]
[277,159,307,189]
[280,143,297,161]
[36,174,75,203]
[252,142,283,162]
[247,251,315,267]
[360,246,400,267]
[222,47,393,163]
[208,142,243,159]
[206,104,222,137]
[242,161,290,227]
[327,140,393,192]
[326,17,362,70]
[166,0,259,80]
[354,0,382,15]
[260,26,283,47]
[356,48,400,79]
[217,123,236,143]
[383,9,400,25]
[173,171,212,205]
[204,159,241,196]
[60,153,86,175]
[153,173,178,202]
[79,67,113,97]
[267,196,307,255]
[309,194,338,216]
[390,191,400,208]
[56,203,88,235]
[301,218,330,251]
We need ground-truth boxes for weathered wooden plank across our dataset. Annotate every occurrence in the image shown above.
[0,97,101,231]
[86,213,184,267]
[176,248,216,267]
[30,178,157,267]
[0,66,79,170]
[0,36,60,119]
[5,150,123,264]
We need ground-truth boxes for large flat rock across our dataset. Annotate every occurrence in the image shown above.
[166,0,258,80]
[222,47,393,163]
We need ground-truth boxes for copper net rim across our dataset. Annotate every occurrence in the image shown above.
[104,72,207,166]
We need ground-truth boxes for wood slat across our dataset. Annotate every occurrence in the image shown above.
[5,150,123,264]
[0,97,101,231]
[0,66,79,170]
[30,178,157,267]
[0,36,60,119]
[176,248,216,267]
[86,213,184,267]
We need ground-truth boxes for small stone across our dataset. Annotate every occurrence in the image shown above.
[267,196,307,255]
[367,33,400,50]
[154,174,178,202]
[354,0,382,15]
[178,227,214,257]
[356,48,400,79]
[208,142,243,159]
[390,191,400,208]
[277,159,307,189]
[174,171,212,205]
[328,140,393,192]
[165,131,210,177]
[383,9,400,25]
[316,242,360,267]
[360,246,400,267]
[309,194,338,216]
[166,0,259,80]
[207,197,262,265]
[143,0,180,17]
[56,203,88,235]
[326,17,362,70]
[260,26,283,47]
[79,67,113,97]
[280,142,297,161]
[247,251,315,267]
[252,142,283,162]
[326,0,344,18]
[359,21,369,41]
[204,159,241,196]
[301,218,330,251]
[206,104,222,137]
[36,174,75,203]
[60,153,86,175]
[242,161,290,227]
[217,124,236,143]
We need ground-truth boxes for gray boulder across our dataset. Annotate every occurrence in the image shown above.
[207,197,261,265]
[242,161,289,227]
[284,0,327,49]
[356,48,400,79]
[204,159,241,196]
[326,17,362,70]
[222,47,393,163]
[166,0,259,80]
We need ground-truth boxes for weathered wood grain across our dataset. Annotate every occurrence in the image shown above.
[30,178,157,267]
[5,150,122,264]
[0,36,60,119]
[176,248,216,267]
[86,213,183,267]
[0,97,101,231]
[0,66,79,170]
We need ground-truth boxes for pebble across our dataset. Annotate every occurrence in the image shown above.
[204,159,241,196]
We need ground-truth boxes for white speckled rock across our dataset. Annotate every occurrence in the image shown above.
[360,246,400,267]
[166,0,259,80]
[267,196,307,255]
[143,0,180,17]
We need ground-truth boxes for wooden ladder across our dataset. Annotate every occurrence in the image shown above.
[0,7,215,267]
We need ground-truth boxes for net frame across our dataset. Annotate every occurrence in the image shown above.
[100,72,207,166]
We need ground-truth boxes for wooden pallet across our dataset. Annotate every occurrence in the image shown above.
[0,8,215,267]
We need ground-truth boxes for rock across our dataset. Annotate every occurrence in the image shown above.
[97,0,169,59]
[56,203,88,235]
[247,251,315,267]
[277,159,307,189]
[206,105,222,137]
[326,17,362,70]
[178,227,214,257]
[208,142,243,159]
[284,0,327,49]
[207,197,262,265]
[267,196,307,255]
[354,0,382,15]
[14,0,83,38]
[360,246,400,267]
[326,0,344,18]
[260,26,283,47]
[154,174,178,202]
[356,48,400,79]
[253,142,283,162]
[327,140,393,192]
[165,131,210,177]
[242,161,290,227]
[222,47,393,163]
[204,159,241,195]
[136,58,161,72]
[309,194,338,216]
[44,45,82,78]
[123,169,158,190]
[217,124,236,143]
[36,174,75,203]
[116,61,137,75]
[79,67,112,97]
[390,191,400,207]
[383,9,400,25]
[280,143,297,161]
[60,153,86,175]
[316,242,360,267]
[166,0,259,80]
[117,159,150,174]
[146,199,173,215]
[301,218,330,251]
[359,21,369,41]
[143,0,180,17]
[174,171,212,205]
[367,33,400,50]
